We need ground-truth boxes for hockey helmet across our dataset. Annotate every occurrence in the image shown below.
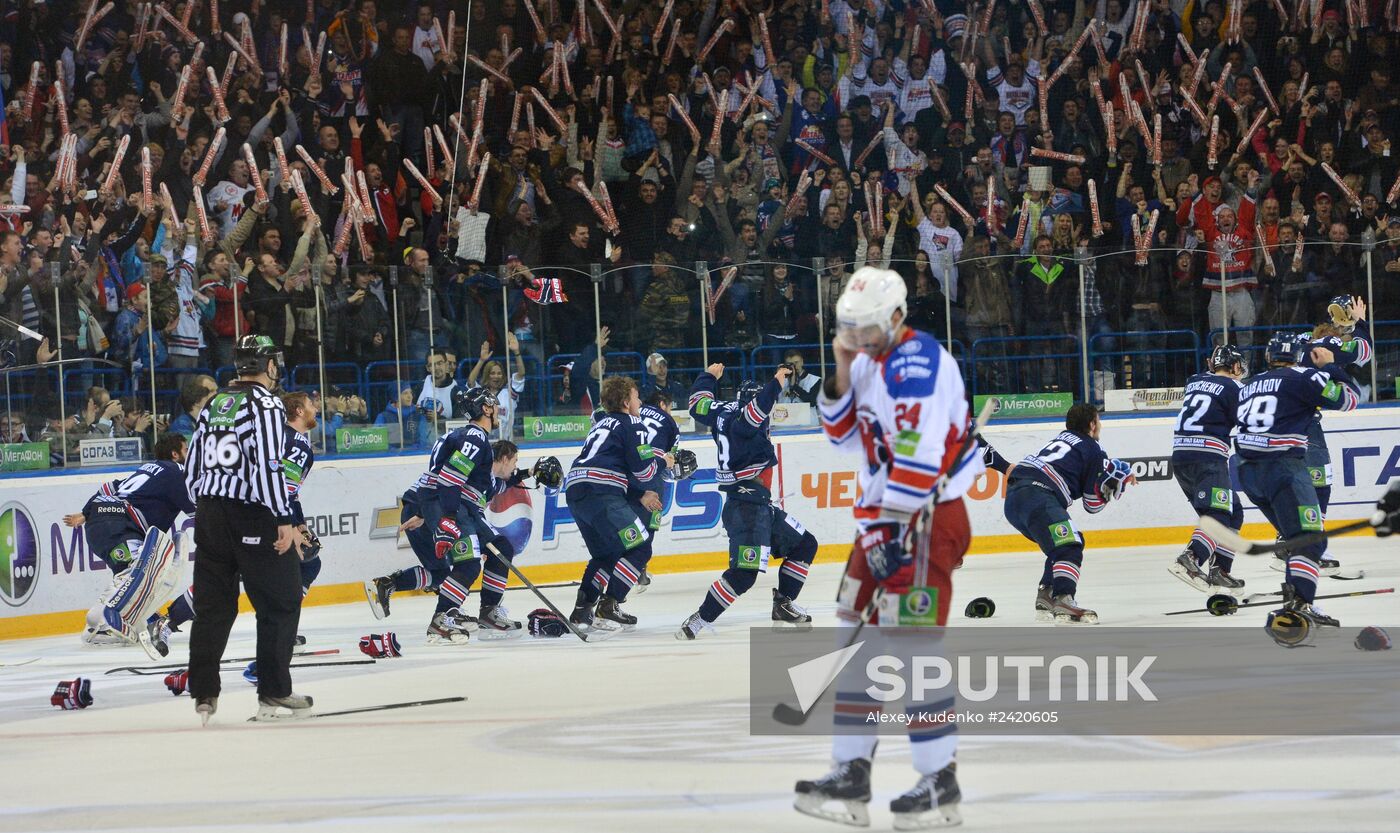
[234,334,283,380]
[531,455,564,489]
[1207,343,1246,375]
[737,380,763,404]
[1327,294,1357,334]
[453,386,497,422]
[834,266,909,353]
[1264,331,1305,365]
[1264,607,1315,648]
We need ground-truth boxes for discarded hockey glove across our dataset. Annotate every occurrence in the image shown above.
[858,521,915,594]
[51,678,93,710]
[528,608,570,637]
[1355,626,1392,651]
[359,633,403,658]
[164,669,189,696]
[434,518,462,560]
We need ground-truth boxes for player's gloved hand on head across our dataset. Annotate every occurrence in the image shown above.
[1101,458,1134,501]
[434,518,461,560]
[859,521,915,594]
[1374,482,1400,537]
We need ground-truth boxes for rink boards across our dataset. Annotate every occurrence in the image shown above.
[3,407,1396,637]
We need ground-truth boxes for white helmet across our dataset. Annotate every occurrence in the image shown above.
[835,266,908,349]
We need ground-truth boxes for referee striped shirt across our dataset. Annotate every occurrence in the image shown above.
[184,381,293,522]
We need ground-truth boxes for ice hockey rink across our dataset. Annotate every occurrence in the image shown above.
[2,538,1397,833]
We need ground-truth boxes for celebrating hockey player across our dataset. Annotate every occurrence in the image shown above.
[795,266,983,829]
[678,364,819,638]
[601,392,698,610]
[367,389,527,643]
[1168,344,1247,592]
[990,404,1135,624]
[63,434,194,658]
[564,377,673,630]
[1280,295,1373,578]
[1236,332,1358,636]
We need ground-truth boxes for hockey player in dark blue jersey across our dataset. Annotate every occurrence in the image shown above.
[677,363,820,638]
[1278,294,1374,578]
[565,377,674,630]
[590,392,698,623]
[998,404,1136,624]
[63,433,195,655]
[1168,344,1247,592]
[1236,332,1359,631]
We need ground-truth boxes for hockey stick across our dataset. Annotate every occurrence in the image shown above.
[494,544,596,643]
[129,659,377,676]
[1197,515,1377,557]
[248,696,466,722]
[105,648,340,675]
[771,590,883,727]
[0,658,41,668]
[770,397,1000,727]
[1163,587,1394,616]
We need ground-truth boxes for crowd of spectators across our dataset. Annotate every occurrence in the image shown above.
[1,0,1397,459]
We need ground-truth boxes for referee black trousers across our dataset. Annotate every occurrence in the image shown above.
[188,497,303,700]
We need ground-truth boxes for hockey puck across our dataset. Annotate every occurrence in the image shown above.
[964,597,996,619]
[1206,594,1238,616]
[1355,626,1393,651]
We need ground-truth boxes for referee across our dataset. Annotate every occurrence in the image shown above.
[185,335,309,724]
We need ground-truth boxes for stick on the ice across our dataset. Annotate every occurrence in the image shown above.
[771,590,883,727]
[1198,515,1377,556]
[495,543,594,642]
[1163,587,1393,616]
[104,648,340,675]
[248,696,466,722]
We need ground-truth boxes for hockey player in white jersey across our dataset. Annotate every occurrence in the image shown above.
[797,266,983,829]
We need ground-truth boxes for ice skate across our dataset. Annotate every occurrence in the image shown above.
[1168,550,1212,593]
[80,624,131,647]
[425,609,473,645]
[253,692,314,721]
[772,588,813,628]
[570,602,596,631]
[1283,585,1340,628]
[793,757,872,827]
[143,615,172,659]
[1034,585,1054,622]
[364,576,393,620]
[594,597,637,630]
[1206,565,1245,589]
[478,605,523,636]
[195,696,217,726]
[1052,594,1098,624]
[633,569,652,594]
[675,611,714,640]
[890,764,962,830]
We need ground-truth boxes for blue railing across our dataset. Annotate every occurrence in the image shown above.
[968,335,1082,399]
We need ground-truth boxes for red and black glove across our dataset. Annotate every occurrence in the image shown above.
[164,669,189,696]
[434,517,461,560]
[51,677,93,709]
[857,520,915,595]
[359,632,403,658]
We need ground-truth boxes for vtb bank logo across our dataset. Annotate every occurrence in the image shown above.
[0,502,40,607]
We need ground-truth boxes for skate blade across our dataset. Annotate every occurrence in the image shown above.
[772,618,814,631]
[892,804,962,830]
[136,630,164,661]
[1167,562,1213,593]
[363,582,387,620]
[250,705,312,722]
[596,620,637,632]
[476,627,524,640]
[794,794,872,828]
[199,712,212,727]
[424,632,472,646]
[1053,612,1099,625]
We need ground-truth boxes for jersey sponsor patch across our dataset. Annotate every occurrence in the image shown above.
[1298,505,1323,532]
[694,397,713,415]
[1321,380,1342,401]
[449,449,476,477]
[1308,466,1326,486]
[207,393,245,429]
[735,544,771,571]
[1210,487,1232,511]
[618,522,646,550]
[283,459,305,484]
[451,537,476,563]
[1048,520,1078,547]
[894,429,921,457]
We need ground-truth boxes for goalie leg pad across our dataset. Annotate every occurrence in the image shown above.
[102,529,182,638]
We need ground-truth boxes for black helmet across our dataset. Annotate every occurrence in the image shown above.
[737,380,763,404]
[1207,344,1246,374]
[453,386,496,422]
[235,335,283,379]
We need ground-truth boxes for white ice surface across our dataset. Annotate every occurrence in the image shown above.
[1,539,1398,833]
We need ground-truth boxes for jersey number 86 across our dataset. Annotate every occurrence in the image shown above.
[203,434,242,468]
